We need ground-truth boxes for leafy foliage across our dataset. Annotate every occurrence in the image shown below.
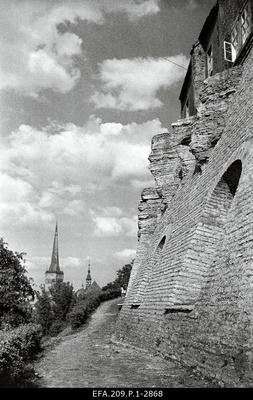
[115,262,133,289]
[0,238,34,328]
[34,281,76,336]
[0,323,42,382]
[102,260,133,291]
[49,281,76,321]
[68,292,101,329]
[99,288,121,301]
[68,261,133,331]
[33,288,54,335]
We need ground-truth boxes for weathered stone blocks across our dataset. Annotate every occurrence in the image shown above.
[116,35,253,388]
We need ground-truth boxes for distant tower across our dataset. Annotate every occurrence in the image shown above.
[86,260,92,288]
[45,222,64,290]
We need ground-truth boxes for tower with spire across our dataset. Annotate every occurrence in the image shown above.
[45,222,64,290]
[76,258,102,298]
[86,260,92,288]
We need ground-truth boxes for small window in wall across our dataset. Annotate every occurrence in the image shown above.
[241,1,251,44]
[231,24,240,54]
[228,1,252,62]
[224,41,236,62]
[207,45,213,76]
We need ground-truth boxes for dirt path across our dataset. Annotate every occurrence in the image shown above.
[34,298,214,388]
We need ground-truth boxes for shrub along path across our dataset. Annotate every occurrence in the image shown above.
[34,298,214,388]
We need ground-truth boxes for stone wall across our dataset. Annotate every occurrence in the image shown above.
[116,33,253,387]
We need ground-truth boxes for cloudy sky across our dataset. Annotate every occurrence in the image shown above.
[0,0,215,290]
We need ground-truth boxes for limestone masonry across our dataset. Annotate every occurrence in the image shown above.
[115,0,253,387]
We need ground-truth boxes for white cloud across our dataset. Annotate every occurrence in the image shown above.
[61,257,83,268]
[101,0,160,20]
[91,206,138,237]
[130,178,155,189]
[0,171,54,227]
[39,181,83,211]
[0,1,160,97]
[63,200,87,216]
[0,2,91,96]
[111,142,151,180]
[93,215,138,237]
[94,217,123,236]
[0,202,53,228]
[3,117,165,186]
[96,207,125,218]
[114,248,136,260]
[91,55,188,111]
[0,172,33,203]
[0,116,166,228]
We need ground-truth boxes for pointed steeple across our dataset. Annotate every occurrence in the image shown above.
[45,221,64,290]
[48,222,60,273]
[86,259,92,288]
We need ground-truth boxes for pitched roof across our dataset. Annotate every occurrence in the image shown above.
[76,281,102,297]
[198,3,219,49]
[86,281,102,294]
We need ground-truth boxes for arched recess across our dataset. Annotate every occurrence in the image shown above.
[130,226,171,307]
[169,160,242,308]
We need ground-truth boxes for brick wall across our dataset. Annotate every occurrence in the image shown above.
[116,35,253,387]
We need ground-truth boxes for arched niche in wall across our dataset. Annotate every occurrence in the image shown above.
[130,226,172,308]
[154,224,172,261]
[152,233,168,267]
[167,159,242,309]
[158,235,166,251]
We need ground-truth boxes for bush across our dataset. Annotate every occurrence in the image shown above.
[34,282,76,337]
[99,288,121,301]
[48,320,67,337]
[67,303,88,329]
[49,281,76,321]
[68,289,121,330]
[0,323,42,381]
[0,239,35,329]
[68,293,102,330]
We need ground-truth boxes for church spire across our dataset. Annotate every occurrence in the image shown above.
[45,221,64,290]
[86,259,92,288]
[49,221,60,273]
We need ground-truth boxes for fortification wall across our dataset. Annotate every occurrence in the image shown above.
[116,45,253,387]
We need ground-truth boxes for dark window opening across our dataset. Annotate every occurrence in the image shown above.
[180,135,191,146]
[193,162,202,175]
[222,160,242,196]
[158,236,166,251]
[211,137,220,147]
[165,305,194,314]
[161,203,168,216]
[131,304,140,309]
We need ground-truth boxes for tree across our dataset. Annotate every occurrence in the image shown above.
[101,280,120,292]
[49,281,76,321]
[0,238,34,327]
[102,260,133,291]
[34,288,54,335]
[116,262,133,289]
[34,282,76,336]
